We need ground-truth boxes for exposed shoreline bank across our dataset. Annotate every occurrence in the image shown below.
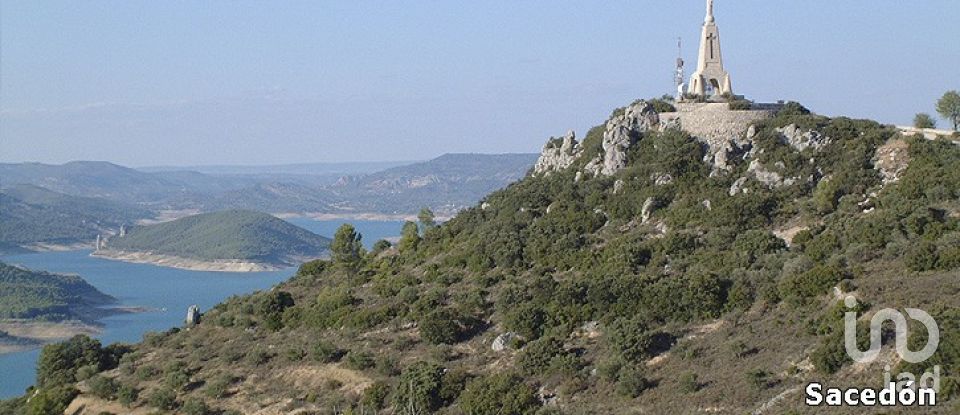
[0,321,102,355]
[90,250,294,272]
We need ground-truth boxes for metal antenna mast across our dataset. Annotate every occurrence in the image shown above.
[674,37,685,101]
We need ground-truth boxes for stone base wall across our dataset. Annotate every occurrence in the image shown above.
[661,102,779,146]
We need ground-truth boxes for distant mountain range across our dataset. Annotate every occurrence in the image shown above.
[0,154,536,250]
[0,153,537,216]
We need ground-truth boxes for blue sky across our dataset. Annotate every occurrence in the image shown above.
[2,1,958,166]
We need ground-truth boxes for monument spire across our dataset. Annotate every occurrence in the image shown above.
[688,0,732,97]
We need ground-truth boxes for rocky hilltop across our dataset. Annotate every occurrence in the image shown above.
[7,98,960,415]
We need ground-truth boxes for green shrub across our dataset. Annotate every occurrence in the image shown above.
[312,341,344,363]
[728,99,753,110]
[295,259,328,278]
[257,290,295,331]
[147,387,178,411]
[393,361,444,413]
[779,263,846,302]
[503,303,546,340]
[204,374,235,399]
[36,335,107,388]
[678,371,699,393]
[135,365,160,381]
[419,308,462,345]
[906,240,939,271]
[649,99,677,113]
[245,348,273,366]
[361,381,390,410]
[87,375,118,400]
[27,386,78,415]
[345,351,375,371]
[371,239,393,255]
[458,373,540,415]
[117,383,139,407]
[616,368,653,398]
[181,397,212,415]
[746,369,772,390]
[779,101,811,116]
[164,368,190,391]
[810,331,850,374]
[607,317,656,363]
[517,337,564,375]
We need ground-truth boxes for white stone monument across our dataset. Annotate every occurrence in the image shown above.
[688,0,733,97]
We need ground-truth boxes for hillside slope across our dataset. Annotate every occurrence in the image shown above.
[0,261,115,321]
[0,185,153,251]
[98,210,330,268]
[10,101,960,414]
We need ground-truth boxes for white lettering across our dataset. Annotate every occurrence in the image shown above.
[899,386,916,405]
[880,382,896,405]
[805,383,823,405]
[843,388,859,405]
[826,388,842,405]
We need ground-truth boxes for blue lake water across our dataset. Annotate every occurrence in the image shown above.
[0,219,403,399]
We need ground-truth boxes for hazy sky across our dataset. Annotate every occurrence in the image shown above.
[2,1,958,166]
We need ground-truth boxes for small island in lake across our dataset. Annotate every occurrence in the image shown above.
[92,210,331,272]
[0,262,115,354]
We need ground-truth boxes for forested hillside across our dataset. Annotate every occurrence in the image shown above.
[0,262,115,321]
[0,185,152,250]
[102,210,330,265]
[7,101,960,414]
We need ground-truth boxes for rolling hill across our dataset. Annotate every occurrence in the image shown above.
[0,185,153,251]
[0,261,115,321]
[97,210,331,269]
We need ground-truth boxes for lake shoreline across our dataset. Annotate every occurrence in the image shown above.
[90,250,293,272]
[0,320,102,356]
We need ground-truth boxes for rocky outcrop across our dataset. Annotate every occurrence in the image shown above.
[533,131,581,175]
[590,102,660,176]
[776,124,831,152]
[730,160,805,195]
[641,197,656,223]
[491,332,518,351]
[653,174,673,186]
[185,305,201,326]
[873,139,910,184]
[729,176,749,196]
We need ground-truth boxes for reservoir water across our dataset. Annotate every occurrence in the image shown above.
[0,219,403,399]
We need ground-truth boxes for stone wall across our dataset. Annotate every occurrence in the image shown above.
[895,125,959,141]
[661,103,778,147]
[659,102,780,174]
